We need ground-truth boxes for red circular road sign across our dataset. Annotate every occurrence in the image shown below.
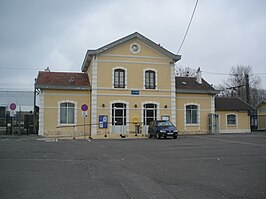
[81,104,88,111]
[10,103,17,111]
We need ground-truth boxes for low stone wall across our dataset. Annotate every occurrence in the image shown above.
[43,130,148,139]
[44,130,88,139]
[178,130,208,135]
[219,129,251,134]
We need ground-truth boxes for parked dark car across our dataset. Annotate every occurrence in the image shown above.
[148,120,178,139]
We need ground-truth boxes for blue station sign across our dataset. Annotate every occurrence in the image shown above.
[131,90,139,95]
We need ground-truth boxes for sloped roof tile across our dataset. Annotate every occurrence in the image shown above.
[175,76,217,94]
[35,71,90,90]
[215,97,254,111]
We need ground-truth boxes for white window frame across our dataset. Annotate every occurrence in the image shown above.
[112,66,127,89]
[226,113,238,126]
[184,103,200,126]
[58,101,77,126]
[143,68,158,90]
[142,101,160,124]
[109,100,129,133]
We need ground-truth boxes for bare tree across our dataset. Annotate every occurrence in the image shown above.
[218,65,263,106]
[176,66,196,77]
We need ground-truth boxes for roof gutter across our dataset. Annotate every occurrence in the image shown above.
[81,50,96,72]
[81,32,182,72]
[176,89,219,94]
[35,84,90,91]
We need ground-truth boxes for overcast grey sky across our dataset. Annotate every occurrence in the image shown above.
[0,0,265,91]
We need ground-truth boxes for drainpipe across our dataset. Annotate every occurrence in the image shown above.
[33,78,37,134]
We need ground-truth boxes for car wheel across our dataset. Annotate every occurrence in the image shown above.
[173,135,177,139]
[156,133,161,139]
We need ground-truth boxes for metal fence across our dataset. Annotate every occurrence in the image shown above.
[0,111,35,135]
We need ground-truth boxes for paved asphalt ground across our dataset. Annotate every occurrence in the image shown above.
[0,133,266,199]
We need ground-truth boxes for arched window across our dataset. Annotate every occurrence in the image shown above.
[114,69,125,88]
[145,70,156,89]
[60,102,75,124]
[227,114,237,125]
[186,105,198,124]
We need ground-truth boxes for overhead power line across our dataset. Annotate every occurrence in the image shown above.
[0,83,33,86]
[202,71,231,76]
[0,67,38,71]
[0,66,80,72]
[255,73,266,75]
[177,0,199,54]
[203,70,266,76]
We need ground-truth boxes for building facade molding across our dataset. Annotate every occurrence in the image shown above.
[39,91,45,136]
[91,56,98,135]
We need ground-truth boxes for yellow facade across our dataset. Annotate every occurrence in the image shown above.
[257,101,266,130]
[39,89,90,138]
[257,102,266,115]
[87,38,176,136]
[36,33,252,138]
[176,93,214,134]
[216,111,251,133]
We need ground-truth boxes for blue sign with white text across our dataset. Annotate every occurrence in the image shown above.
[131,90,139,95]
[99,115,108,128]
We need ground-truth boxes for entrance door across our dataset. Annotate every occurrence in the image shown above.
[143,103,157,134]
[112,103,126,134]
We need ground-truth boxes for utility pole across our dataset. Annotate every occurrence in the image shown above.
[245,74,250,104]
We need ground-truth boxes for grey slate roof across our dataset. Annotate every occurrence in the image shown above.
[215,97,254,111]
[82,32,181,72]
[175,76,218,94]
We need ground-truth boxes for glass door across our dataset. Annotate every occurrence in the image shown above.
[112,103,126,134]
[143,103,157,134]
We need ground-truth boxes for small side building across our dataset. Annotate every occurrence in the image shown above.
[256,100,266,130]
[175,75,218,135]
[35,72,91,138]
[215,97,254,133]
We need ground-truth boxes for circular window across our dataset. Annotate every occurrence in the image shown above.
[130,43,141,54]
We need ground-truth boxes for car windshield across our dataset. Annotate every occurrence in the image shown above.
[157,121,173,127]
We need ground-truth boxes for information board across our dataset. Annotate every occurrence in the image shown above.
[99,115,108,128]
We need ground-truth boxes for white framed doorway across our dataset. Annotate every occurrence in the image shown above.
[142,103,158,133]
[111,103,127,134]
